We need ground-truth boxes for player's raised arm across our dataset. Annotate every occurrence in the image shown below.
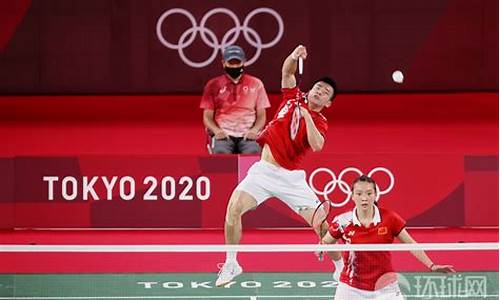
[281,45,307,89]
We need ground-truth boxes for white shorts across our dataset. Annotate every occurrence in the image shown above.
[235,160,321,213]
[334,282,405,300]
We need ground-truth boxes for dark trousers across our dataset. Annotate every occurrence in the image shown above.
[210,136,261,154]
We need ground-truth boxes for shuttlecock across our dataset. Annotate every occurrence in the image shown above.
[392,70,404,84]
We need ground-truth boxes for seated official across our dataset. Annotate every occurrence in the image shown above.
[200,45,270,154]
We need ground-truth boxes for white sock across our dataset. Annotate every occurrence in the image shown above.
[225,251,238,263]
[333,258,344,271]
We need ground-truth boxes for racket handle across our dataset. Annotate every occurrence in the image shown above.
[315,250,324,261]
[318,252,324,261]
[298,57,303,75]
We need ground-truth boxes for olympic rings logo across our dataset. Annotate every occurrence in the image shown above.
[156,7,284,68]
[308,167,395,207]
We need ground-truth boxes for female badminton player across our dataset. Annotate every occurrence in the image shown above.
[322,175,455,299]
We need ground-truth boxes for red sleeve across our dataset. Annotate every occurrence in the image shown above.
[281,86,300,101]
[200,80,215,109]
[391,211,406,236]
[328,220,344,240]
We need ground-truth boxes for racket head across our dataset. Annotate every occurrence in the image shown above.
[311,200,332,236]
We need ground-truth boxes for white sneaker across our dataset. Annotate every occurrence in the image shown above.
[216,261,243,287]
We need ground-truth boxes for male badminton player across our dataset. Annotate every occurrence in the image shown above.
[322,175,455,299]
[216,44,342,287]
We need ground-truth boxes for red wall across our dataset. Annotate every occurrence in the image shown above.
[0,92,497,156]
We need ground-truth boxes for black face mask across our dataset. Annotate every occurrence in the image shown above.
[224,66,243,79]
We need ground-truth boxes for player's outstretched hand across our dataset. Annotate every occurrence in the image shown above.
[431,264,456,273]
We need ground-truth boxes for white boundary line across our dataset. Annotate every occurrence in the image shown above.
[0,242,497,252]
[0,296,498,299]
[0,297,330,300]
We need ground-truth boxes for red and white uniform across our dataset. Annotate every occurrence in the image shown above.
[328,206,406,291]
[257,87,328,170]
[200,74,270,137]
[234,86,326,211]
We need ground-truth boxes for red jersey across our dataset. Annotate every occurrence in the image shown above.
[257,87,328,170]
[328,206,406,291]
[200,74,270,137]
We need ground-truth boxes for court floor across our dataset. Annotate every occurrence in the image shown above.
[0,272,497,300]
